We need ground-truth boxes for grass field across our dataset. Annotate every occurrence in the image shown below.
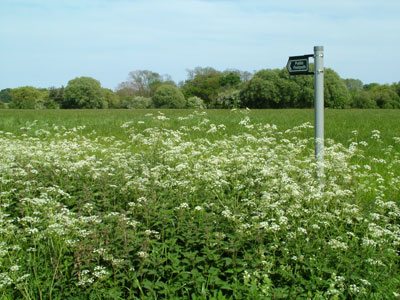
[0,109,399,299]
[1,109,399,139]
[1,109,399,148]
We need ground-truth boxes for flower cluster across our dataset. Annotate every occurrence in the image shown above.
[0,111,399,298]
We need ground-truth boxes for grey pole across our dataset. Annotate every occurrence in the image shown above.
[314,46,324,181]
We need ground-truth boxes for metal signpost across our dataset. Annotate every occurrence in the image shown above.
[287,46,324,183]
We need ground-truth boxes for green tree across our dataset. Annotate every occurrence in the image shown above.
[240,69,288,108]
[37,90,59,109]
[392,81,400,98]
[343,78,363,91]
[153,85,186,108]
[9,86,39,109]
[219,72,241,87]
[370,85,400,108]
[343,78,363,107]
[186,96,205,109]
[279,66,315,108]
[241,68,308,108]
[102,88,120,108]
[274,69,302,107]
[116,70,165,98]
[240,67,355,109]
[182,67,248,108]
[324,68,351,108]
[63,77,106,109]
[48,86,64,106]
[352,91,377,108]
[181,67,224,107]
[149,75,176,96]
[215,89,241,108]
[287,74,314,108]
[363,83,380,91]
[116,87,136,108]
[240,75,279,108]
[9,86,53,109]
[185,66,219,81]
[0,101,6,109]
[128,96,153,109]
[0,88,12,103]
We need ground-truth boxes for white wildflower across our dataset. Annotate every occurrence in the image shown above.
[93,266,109,279]
[138,251,149,259]
[10,265,20,272]
[328,238,348,250]
[177,202,189,210]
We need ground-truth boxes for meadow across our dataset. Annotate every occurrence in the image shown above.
[0,109,399,299]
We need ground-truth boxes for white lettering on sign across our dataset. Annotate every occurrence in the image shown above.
[293,61,307,69]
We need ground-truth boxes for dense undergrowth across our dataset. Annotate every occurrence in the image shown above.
[0,110,399,299]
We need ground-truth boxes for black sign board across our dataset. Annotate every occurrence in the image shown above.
[286,55,314,75]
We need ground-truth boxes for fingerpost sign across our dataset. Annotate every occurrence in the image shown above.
[286,55,313,75]
[287,46,324,184]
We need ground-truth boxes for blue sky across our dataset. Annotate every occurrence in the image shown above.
[1,0,399,90]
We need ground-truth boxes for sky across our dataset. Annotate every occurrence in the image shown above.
[1,0,399,90]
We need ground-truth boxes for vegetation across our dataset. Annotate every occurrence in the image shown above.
[63,77,107,109]
[8,86,57,109]
[152,85,186,108]
[0,88,12,103]
[102,88,121,109]
[0,109,399,299]
[181,68,242,107]
[116,70,170,98]
[187,96,206,109]
[1,66,399,110]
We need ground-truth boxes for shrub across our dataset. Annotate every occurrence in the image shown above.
[152,85,186,108]
[128,96,154,109]
[186,96,205,109]
[9,86,43,109]
[63,77,106,109]
[215,89,241,108]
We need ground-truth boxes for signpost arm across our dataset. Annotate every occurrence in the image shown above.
[314,46,324,182]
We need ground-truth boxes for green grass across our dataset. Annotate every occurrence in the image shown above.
[1,108,398,136]
[0,109,399,299]
[1,108,398,156]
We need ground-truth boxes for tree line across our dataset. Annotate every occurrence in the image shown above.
[1,67,399,109]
